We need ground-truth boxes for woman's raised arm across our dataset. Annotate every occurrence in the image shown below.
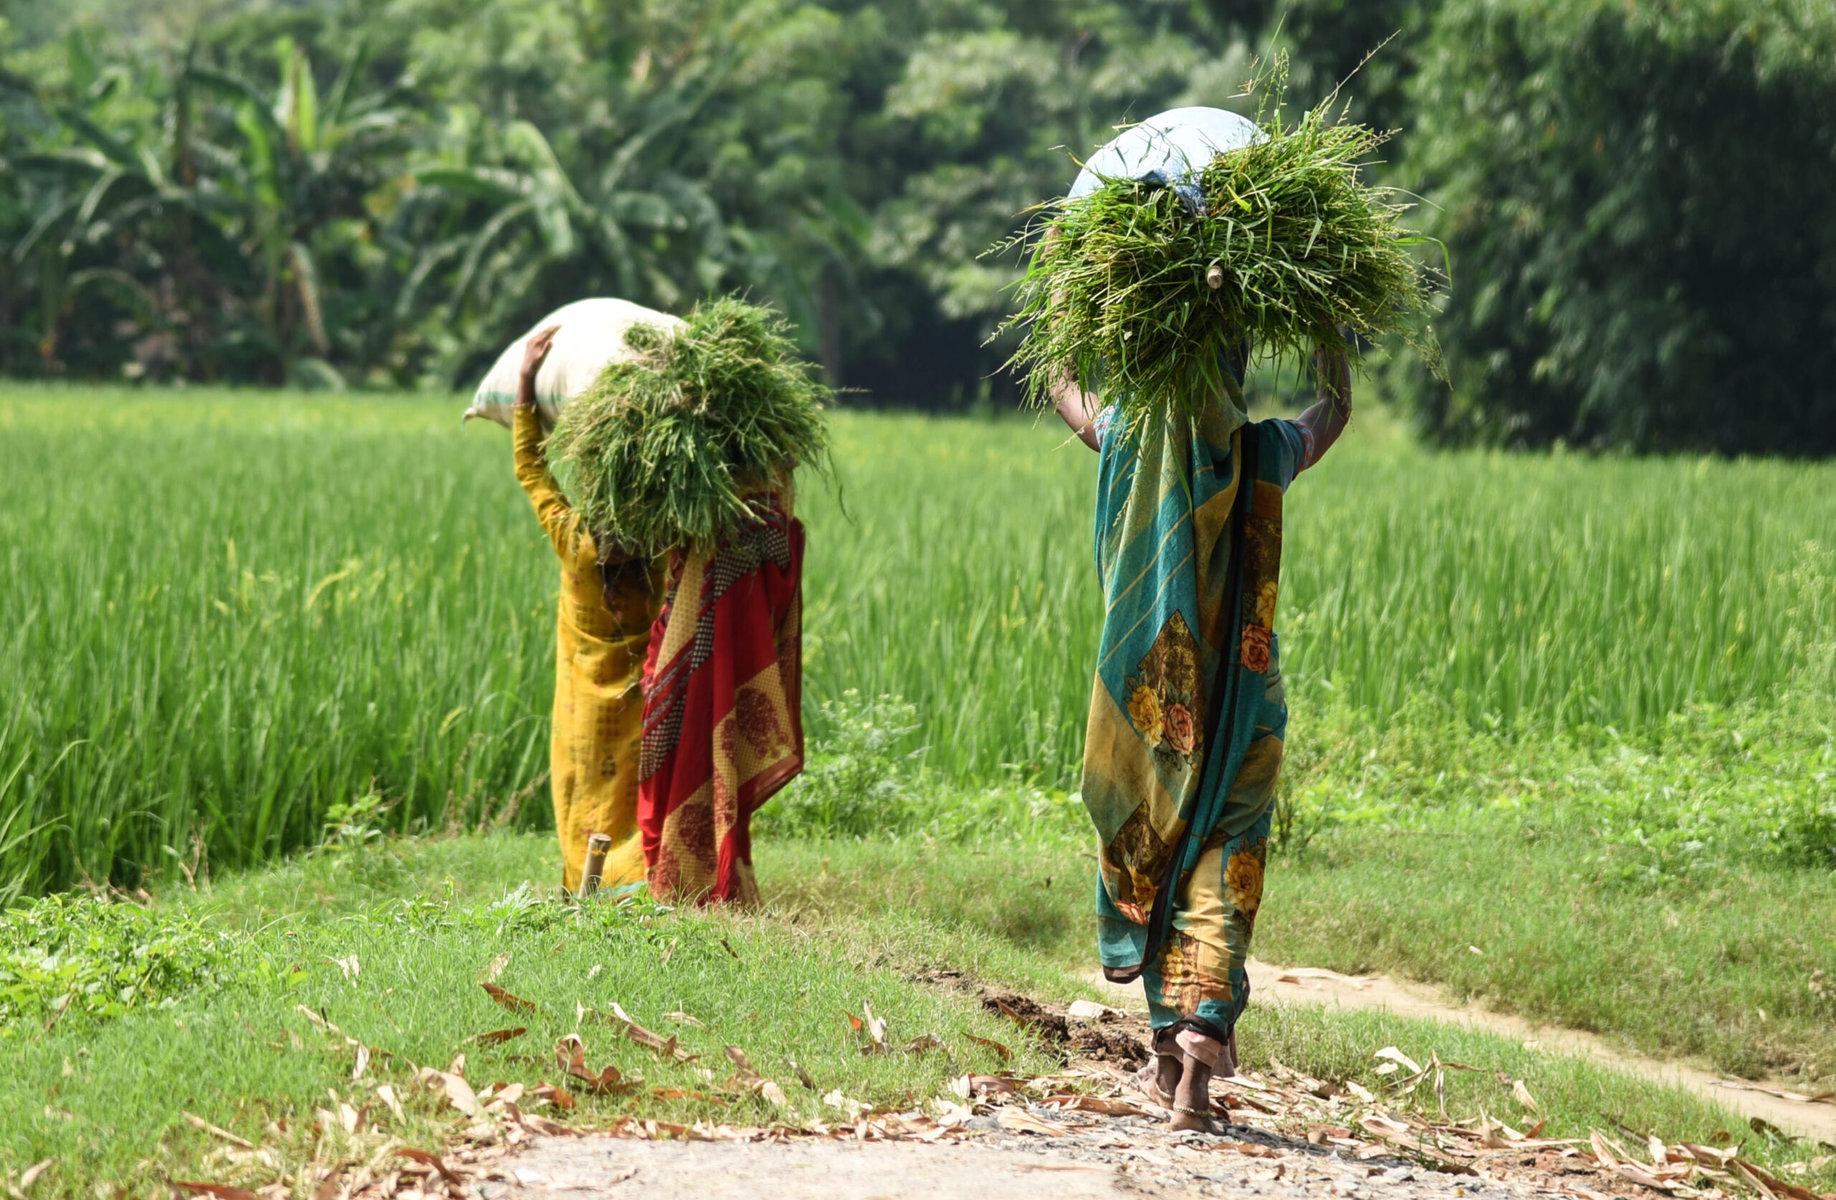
[511,325,583,556]
[1293,337,1352,470]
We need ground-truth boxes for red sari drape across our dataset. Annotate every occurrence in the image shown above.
[637,495,804,905]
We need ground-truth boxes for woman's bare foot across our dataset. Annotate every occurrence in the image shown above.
[1135,1053,1181,1109]
[1169,1029,1225,1132]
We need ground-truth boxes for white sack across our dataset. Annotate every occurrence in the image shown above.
[463,297,685,430]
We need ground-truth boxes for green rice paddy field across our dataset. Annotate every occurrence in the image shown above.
[3,385,1833,900]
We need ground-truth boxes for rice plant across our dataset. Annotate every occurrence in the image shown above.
[2,387,1832,897]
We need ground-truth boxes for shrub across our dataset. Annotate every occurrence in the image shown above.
[757,691,923,840]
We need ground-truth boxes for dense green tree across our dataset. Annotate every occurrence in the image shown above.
[1273,0,1430,137]
[818,0,1262,400]
[6,0,1833,454]
[1406,0,1836,454]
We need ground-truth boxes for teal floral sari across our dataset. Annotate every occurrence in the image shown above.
[1082,385,1305,1039]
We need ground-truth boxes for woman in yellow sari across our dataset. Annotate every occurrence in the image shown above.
[511,326,663,893]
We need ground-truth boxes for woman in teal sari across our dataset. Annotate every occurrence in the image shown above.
[1054,341,1350,1131]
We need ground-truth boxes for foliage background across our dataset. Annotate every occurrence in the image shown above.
[5,0,1832,453]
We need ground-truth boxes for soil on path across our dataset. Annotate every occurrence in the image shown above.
[1083,959,1836,1146]
[478,1124,1558,1200]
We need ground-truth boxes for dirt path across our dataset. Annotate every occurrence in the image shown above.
[477,1123,1559,1200]
[1085,958,1836,1145]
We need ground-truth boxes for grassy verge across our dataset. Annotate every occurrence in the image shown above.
[0,834,1045,1197]
[760,692,1836,1091]
[4,829,1834,1197]
[772,830,1836,1086]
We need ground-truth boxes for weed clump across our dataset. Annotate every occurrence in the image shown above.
[1000,67,1443,431]
[549,296,832,559]
[0,896,240,1032]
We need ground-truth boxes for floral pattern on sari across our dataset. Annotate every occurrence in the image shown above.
[1123,612,1205,767]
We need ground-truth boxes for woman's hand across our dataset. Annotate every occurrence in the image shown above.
[1315,330,1352,420]
[1295,331,1353,470]
[516,325,561,410]
[1052,369,1103,451]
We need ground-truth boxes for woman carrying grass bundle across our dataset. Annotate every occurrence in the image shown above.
[1055,341,1348,1130]
[546,297,829,906]
[513,326,664,896]
[1012,99,1436,1130]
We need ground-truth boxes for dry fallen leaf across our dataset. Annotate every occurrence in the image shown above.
[1736,1159,1826,1200]
[181,1112,254,1150]
[994,1108,1068,1136]
[1513,1079,1540,1113]
[532,1083,577,1111]
[964,1033,1012,1062]
[476,952,511,985]
[1589,1130,1622,1169]
[18,1160,54,1190]
[861,1001,888,1049]
[171,1184,260,1200]
[608,1002,695,1062]
[967,1075,1022,1098]
[481,982,539,1015]
[391,1147,461,1185]
[464,1027,529,1048]
[555,1034,635,1095]
[375,1084,405,1123]
[1044,1094,1149,1117]
[1374,1046,1424,1075]
[821,1089,868,1121]
[784,1058,816,1090]
[509,1103,575,1137]
[416,1067,480,1117]
[1065,1000,1121,1020]
[294,1005,340,1036]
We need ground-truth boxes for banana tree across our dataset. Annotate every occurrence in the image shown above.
[8,31,415,382]
[406,70,731,381]
[3,32,193,374]
[404,15,869,384]
[183,35,417,383]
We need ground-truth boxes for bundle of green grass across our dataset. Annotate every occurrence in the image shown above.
[549,296,831,559]
[1002,84,1443,429]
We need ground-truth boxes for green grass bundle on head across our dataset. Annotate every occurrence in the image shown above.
[548,296,831,559]
[1000,69,1444,431]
